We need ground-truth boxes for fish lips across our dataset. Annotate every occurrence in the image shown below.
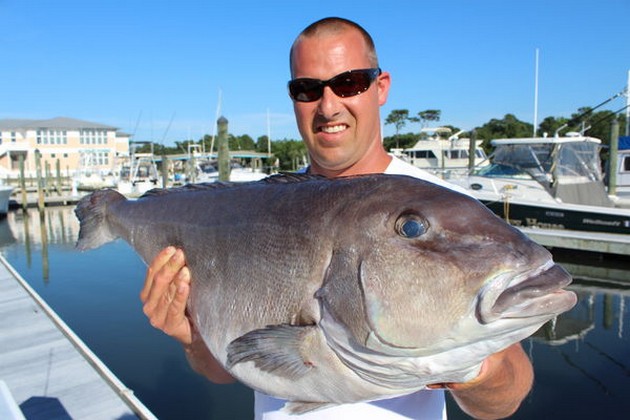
[478,261,577,324]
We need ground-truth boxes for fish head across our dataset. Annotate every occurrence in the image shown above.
[322,175,577,356]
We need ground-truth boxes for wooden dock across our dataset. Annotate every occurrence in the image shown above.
[0,255,156,419]
[519,227,630,256]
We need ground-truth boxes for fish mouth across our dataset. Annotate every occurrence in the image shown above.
[478,260,577,324]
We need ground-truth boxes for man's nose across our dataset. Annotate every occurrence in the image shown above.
[317,86,342,118]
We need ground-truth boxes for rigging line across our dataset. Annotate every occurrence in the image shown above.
[586,104,630,128]
[160,112,176,145]
[566,88,627,128]
[131,110,143,139]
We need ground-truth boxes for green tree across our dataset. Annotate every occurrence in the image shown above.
[417,109,441,128]
[383,132,420,152]
[538,116,569,137]
[474,114,533,149]
[385,109,410,148]
[229,134,256,151]
[256,135,272,153]
[271,139,308,171]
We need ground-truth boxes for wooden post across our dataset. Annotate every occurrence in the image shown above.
[56,159,62,195]
[19,155,27,211]
[217,116,230,182]
[45,161,51,196]
[161,155,169,188]
[35,150,45,211]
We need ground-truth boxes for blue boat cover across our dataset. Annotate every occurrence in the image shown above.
[620,136,630,150]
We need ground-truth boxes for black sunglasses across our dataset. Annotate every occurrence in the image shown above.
[288,68,382,102]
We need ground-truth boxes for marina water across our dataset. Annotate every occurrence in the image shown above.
[1,206,629,419]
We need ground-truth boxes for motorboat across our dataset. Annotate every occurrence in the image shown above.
[449,134,630,235]
[0,183,13,217]
[391,127,489,179]
[193,159,267,183]
[72,152,117,191]
[116,153,160,196]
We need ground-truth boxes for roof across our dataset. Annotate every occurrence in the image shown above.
[490,136,602,146]
[0,117,118,131]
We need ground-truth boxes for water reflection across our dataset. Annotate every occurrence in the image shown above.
[2,206,629,420]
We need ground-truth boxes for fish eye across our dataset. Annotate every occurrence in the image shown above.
[395,215,428,238]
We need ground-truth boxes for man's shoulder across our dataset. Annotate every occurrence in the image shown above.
[385,156,471,195]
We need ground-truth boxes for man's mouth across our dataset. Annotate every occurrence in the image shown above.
[319,124,347,134]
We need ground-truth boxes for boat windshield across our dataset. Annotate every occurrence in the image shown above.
[477,139,611,206]
[474,163,533,180]
[483,141,604,184]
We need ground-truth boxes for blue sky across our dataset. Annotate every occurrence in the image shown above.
[2,0,629,146]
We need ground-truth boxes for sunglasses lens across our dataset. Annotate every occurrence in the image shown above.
[330,71,372,97]
[289,79,322,102]
[288,68,380,102]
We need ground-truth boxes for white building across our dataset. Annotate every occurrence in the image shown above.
[0,117,130,177]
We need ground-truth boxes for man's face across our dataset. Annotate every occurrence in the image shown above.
[290,30,390,176]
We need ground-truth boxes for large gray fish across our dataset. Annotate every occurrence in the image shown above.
[75,174,576,414]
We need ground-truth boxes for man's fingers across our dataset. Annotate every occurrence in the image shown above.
[162,268,192,341]
[140,246,176,302]
[144,248,186,312]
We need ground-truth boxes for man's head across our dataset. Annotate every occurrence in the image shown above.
[289,17,392,177]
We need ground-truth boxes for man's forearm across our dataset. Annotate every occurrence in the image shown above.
[184,329,236,384]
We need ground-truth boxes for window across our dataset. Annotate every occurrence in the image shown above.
[80,129,107,145]
[80,149,111,166]
[37,130,67,144]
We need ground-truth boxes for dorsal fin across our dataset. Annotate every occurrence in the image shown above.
[139,173,326,198]
[262,172,326,184]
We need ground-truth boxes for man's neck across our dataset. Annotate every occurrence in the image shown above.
[310,152,392,178]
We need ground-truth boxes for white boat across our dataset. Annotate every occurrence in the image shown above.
[116,153,160,196]
[72,152,117,191]
[391,127,489,179]
[449,134,630,235]
[0,184,13,217]
[194,160,267,183]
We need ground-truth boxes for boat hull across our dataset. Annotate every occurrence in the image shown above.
[481,199,630,235]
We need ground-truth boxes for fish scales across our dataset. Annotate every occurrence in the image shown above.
[75,173,576,414]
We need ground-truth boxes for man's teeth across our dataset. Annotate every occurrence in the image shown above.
[321,125,345,133]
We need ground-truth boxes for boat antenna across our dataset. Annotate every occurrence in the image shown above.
[533,48,539,137]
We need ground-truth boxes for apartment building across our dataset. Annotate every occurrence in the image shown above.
[0,117,130,177]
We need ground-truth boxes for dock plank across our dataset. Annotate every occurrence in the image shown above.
[0,255,155,419]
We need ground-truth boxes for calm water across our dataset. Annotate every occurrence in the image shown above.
[1,206,629,420]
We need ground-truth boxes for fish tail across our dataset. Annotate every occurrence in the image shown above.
[75,188,126,250]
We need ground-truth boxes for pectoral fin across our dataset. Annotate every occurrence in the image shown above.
[226,324,320,379]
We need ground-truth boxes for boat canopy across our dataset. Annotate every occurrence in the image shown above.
[482,136,612,207]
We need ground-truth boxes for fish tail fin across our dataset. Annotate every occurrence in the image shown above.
[75,188,126,250]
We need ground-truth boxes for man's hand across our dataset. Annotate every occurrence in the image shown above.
[140,247,192,345]
[429,343,533,419]
[140,247,235,383]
